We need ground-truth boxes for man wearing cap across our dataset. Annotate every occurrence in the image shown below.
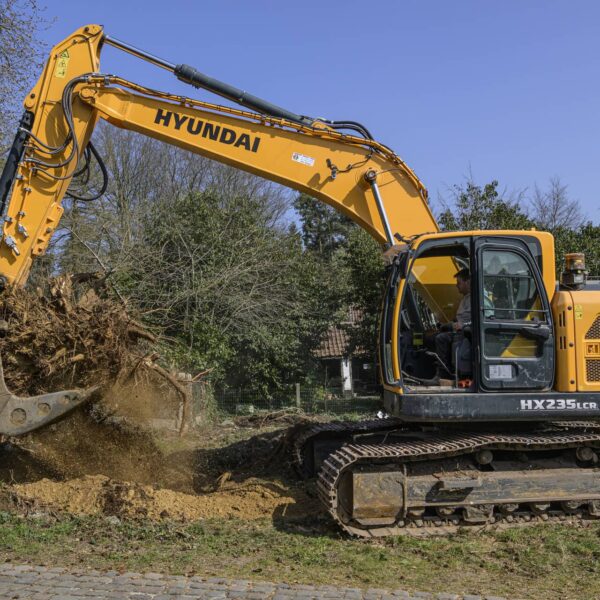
[432,267,471,381]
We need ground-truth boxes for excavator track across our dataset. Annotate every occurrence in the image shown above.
[291,418,405,478]
[291,418,600,477]
[317,427,600,537]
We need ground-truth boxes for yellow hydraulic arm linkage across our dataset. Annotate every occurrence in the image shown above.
[0,24,439,435]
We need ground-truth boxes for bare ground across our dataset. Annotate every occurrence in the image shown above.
[0,272,327,523]
[0,404,599,599]
[0,398,321,524]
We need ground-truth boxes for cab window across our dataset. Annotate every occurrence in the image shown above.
[482,250,545,322]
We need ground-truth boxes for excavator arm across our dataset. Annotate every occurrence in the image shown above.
[0,24,437,287]
[0,24,439,435]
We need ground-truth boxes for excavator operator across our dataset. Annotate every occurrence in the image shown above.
[431,268,472,383]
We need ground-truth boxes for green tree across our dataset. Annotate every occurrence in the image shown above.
[293,193,354,258]
[293,192,390,377]
[553,223,600,277]
[43,126,332,392]
[124,188,340,392]
[439,177,599,279]
[342,227,385,362]
[438,179,534,231]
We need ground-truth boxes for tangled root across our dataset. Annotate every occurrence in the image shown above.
[0,273,156,396]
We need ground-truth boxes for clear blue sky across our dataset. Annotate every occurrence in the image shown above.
[38,0,600,222]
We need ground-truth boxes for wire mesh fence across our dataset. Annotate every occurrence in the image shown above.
[211,384,382,416]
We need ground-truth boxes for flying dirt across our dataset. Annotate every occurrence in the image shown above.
[0,408,322,524]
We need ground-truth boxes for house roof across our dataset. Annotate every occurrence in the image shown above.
[313,307,363,359]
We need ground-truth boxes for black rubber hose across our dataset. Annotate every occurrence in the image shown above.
[0,111,34,215]
[66,141,109,202]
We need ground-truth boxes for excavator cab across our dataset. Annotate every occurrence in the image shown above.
[381,232,556,403]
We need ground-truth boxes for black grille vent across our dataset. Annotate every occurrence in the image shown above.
[586,359,600,382]
[586,316,600,339]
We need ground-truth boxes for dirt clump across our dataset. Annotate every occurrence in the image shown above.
[15,407,173,487]
[1,405,320,522]
[13,475,108,515]
[12,474,319,521]
[10,406,304,493]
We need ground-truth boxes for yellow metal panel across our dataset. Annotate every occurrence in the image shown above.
[409,256,461,323]
[499,335,538,358]
[498,296,545,359]
[551,292,577,391]
[571,289,600,391]
[391,283,402,382]
[0,25,103,286]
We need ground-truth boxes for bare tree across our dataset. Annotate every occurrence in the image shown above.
[530,177,584,231]
[51,126,296,332]
[57,125,288,265]
[0,0,51,146]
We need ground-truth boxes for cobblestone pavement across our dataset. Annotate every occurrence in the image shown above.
[0,564,510,600]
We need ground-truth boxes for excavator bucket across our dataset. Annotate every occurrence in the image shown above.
[0,357,99,437]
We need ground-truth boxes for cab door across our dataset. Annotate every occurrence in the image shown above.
[474,237,554,390]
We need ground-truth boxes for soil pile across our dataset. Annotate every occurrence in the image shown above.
[10,408,307,491]
[11,474,317,521]
[14,409,173,487]
[0,274,319,523]
[0,407,320,522]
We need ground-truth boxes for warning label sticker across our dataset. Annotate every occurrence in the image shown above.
[55,50,70,78]
[292,152,315,167]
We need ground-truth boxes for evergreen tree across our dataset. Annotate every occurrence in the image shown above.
[438,180,534,231]
[293,193,354,258]
[342,227,385,362]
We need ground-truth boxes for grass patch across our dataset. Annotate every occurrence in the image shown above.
[2,420,597,599]
[0,512,598,599]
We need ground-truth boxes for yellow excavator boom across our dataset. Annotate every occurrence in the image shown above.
[0,24,443,436]
[0,24,438,288]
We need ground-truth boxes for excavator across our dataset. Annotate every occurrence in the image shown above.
[1,25,600,536]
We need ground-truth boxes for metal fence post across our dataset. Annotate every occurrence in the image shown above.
[295,383,301,408]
